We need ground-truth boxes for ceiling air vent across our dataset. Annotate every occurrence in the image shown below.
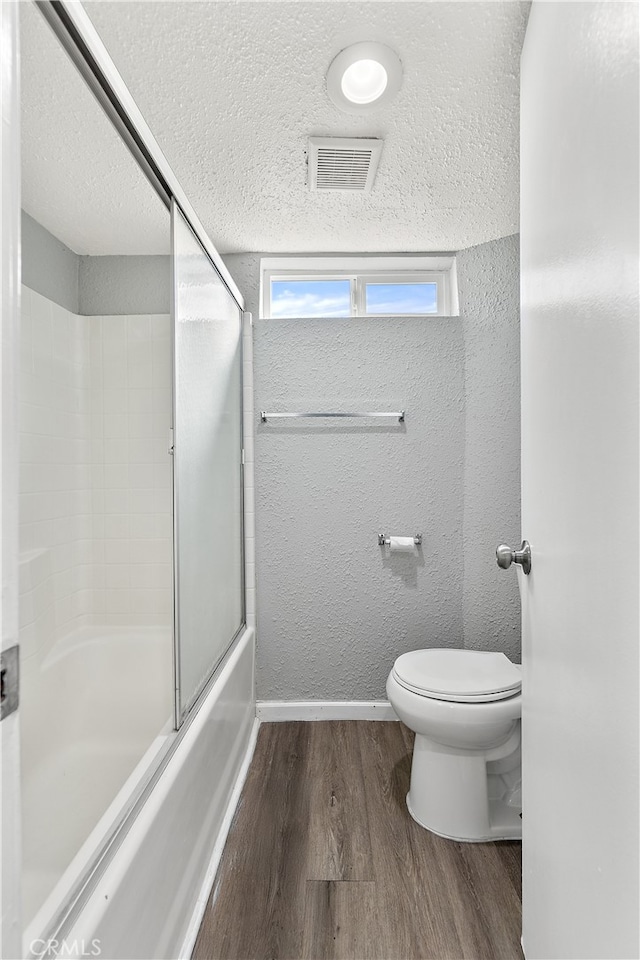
[307,136,383,193]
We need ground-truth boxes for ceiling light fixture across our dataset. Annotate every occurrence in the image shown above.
[326,42,403,115]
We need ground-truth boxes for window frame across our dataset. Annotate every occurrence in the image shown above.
[261,256,456,319]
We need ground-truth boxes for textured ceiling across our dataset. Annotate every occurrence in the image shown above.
[22,1,530,256]
[20,1,170,255]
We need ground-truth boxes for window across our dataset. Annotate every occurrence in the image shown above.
[363,279,438,315]
[270,278,351,318]
[261,256,457,319]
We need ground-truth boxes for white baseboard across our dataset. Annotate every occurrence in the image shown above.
[256,700,398,722]
[178,715,260,960]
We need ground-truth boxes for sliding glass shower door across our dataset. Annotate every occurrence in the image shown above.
[172,203,244,723]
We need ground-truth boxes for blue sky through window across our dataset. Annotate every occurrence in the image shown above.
[270,278,439,317]
[271,280,351,318]
[365,282,438,315]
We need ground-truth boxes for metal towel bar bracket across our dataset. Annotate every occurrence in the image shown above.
[260,410,405,423]
[378,534,422,546]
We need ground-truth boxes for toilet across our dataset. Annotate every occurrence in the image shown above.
[386,648,522,842]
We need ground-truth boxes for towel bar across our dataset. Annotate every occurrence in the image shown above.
[260,410,405,423]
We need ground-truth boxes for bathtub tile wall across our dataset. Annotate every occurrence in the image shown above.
[90,313,172,627]
[19,287,92,659]
[18,285,173,663]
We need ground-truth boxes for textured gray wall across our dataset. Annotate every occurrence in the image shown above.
[253,317,465,700]
[21,211,169,315]
[459,234,521,662]
[225,238,521,702]
[21,210,79,313]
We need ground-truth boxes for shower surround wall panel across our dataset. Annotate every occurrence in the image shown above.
[18,287,173,643]
[89,313,172,626]
[18,283,173,929]
[19,285,93,659]
[252,316,465,702]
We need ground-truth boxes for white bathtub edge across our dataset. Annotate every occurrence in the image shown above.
[59,626,256,960]
[177,714,260,960]
[256,700,398,721]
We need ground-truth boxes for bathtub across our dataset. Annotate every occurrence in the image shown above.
[21,625,173,945]
[24,625,256,960]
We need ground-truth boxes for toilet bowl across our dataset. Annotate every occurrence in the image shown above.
[386,648,522,842]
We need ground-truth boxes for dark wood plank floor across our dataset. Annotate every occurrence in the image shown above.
[192,721,523,960]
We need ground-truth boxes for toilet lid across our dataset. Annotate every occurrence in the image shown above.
[392,649,522,702]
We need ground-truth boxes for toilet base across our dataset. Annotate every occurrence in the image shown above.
[406,788,522,842]
[406,728,522,842]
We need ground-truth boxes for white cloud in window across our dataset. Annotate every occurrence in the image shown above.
[271,282,350,318]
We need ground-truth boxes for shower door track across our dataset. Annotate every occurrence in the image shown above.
[35,0,244,315]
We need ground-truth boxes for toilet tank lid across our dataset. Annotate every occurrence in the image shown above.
[393,649,522,699]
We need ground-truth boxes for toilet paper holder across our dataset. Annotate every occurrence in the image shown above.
[378,534,422,546]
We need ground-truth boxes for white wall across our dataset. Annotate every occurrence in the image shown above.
[520,2,639,956]
[224,239,520,702]
[18,285,173,671]
[89,312,172,627]
[19,287,93,659]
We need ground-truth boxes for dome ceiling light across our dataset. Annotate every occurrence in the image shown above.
[326,42,403,115]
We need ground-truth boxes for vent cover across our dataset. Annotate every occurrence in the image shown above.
[307,136,383,192]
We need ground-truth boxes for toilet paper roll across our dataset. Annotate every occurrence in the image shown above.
[389,536,416,552]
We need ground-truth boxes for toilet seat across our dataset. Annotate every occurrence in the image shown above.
[392,648,521,703]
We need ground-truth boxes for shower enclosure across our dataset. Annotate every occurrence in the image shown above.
[172,205,244,721]
[14,3,250,955]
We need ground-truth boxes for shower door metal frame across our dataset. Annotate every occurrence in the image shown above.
[170,199,247,727]
[20,1,249,954]
[35,1,244,311]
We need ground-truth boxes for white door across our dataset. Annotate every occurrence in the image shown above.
[520,3,639,958]
[1,2,23,958]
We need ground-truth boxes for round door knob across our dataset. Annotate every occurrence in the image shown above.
[496,540,532,575]
[496,544,514,569]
